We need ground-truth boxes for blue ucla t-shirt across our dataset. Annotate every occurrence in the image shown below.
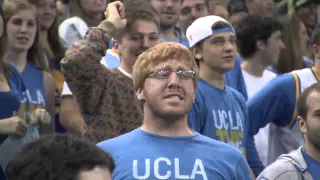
[0,63,25,119]
[0,63,46,177]
[0,63,26,180]
[18,63,46,118]
[188,79,248,153]
[302,147,320,179]
[98,128,252,180]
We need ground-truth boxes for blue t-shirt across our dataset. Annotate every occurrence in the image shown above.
[0,63,46,175]
[0,63,26,179]
[188,79,248,153]
[102,49,120,69]
[18,63,46,117]
[0,63,25,119]
[98,128,252,180]
[302,147,320,179]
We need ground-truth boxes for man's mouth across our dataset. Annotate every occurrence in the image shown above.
[222,56,234,61]
[164,94,183,100]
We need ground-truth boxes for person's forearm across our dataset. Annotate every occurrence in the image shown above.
[60,110,86,135]
[246,134,265,176]
[60,96,86,135]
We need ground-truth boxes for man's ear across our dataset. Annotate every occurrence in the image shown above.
[256,40,266,51]
[312,44,320,59]
[297,116,307,135]
[136,88,145,101]
[192,47,202,60]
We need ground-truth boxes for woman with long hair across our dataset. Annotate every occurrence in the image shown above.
[28,0,66,133]
[0,0,51,178]
[0,0,55,134]
[0,6,27,180]
[275,14,310,74]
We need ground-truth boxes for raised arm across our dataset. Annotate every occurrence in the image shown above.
[60,1,127,114]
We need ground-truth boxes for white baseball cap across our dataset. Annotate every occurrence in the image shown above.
[186,15,235,48]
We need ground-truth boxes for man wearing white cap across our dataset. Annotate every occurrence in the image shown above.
[186,15,256,176]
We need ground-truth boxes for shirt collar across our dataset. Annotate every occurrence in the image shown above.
[118,67,132,79]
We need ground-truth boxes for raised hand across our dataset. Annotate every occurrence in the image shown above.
[104,1,127,29]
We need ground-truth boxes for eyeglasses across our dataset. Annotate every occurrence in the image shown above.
[147,68,196,80]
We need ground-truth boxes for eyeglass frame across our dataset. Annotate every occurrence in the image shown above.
[147,68,196,80]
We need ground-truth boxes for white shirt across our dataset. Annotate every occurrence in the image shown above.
[242,69,276,99]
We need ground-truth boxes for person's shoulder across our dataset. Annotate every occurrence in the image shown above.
[97,129,139,151]
[260,72,296,92]
[7,62,23,81]
[257,157,302,179]
[193,80,213,103]
[194,80,206,94]
[5,62,26,95]
[259,147,309,179]
[195,79,214,93]
[7,62,20,76]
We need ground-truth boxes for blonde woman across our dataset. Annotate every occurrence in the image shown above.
[0,0,51,178]
[0,0,54,133]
